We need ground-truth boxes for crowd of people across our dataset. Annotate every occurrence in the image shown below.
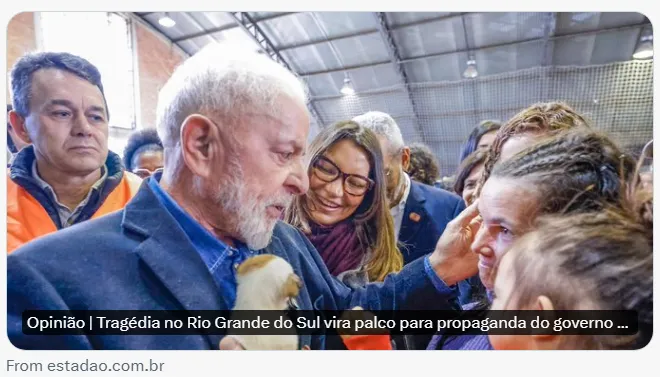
[5,42,653,351]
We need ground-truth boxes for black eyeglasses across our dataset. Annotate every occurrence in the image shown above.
[311,156,374,196]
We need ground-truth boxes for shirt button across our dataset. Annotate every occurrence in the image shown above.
[227,249,233,256]
[234,263,239,270]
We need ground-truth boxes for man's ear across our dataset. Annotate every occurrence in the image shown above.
[8,110,31,144]
[535,295,554,311]
[531,295,558,344]
[401,146,411,171]
[179,114,224,179]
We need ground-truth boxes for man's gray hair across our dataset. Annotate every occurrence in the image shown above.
[156,42,309,179]
[351,111,404,154]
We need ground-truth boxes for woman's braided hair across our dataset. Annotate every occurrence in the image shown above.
[476,101,592,197]
[501,145,652,349]
[491,129,635,215]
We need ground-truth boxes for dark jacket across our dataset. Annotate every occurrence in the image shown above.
[9,145,132,230]
[399,181,484,307]
[399,181,465,265]
[7,179,461,350]
[396,181,468,350]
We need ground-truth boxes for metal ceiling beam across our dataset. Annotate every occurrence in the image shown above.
[393,12,470,30]
[459,14,481,127]
[226,11,324,127]
[171,12,298,43]
[373,12,423,139]
[126,12,191,57]
[278,28,378,51]
[181,12,222,44]
[172,23,236,43]
[540,12,558,100]
[150,12,471,51]
[160,12,472,51]
[541,12,558,67]
[299,21,652,77]
[278,12,470,52]
[249,12,299,23]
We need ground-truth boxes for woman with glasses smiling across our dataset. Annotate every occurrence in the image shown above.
[122,128,165,179]
[285,120,403,287]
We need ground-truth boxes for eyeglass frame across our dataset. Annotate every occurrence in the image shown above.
[132,167,164,178]
[311,155,375,196]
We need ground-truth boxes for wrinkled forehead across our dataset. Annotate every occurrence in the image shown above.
[30,68,106,109]
[239,95,309,144]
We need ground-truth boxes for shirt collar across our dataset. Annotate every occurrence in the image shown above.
[392,173,412,214]
[31,160,108,209]
[147,177,238,257]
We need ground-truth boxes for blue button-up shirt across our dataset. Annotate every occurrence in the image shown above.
[148,177,451,306]
[148,178,255,309]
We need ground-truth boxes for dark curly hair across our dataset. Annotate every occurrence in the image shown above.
[407,142,441,186]
[122,128,164,171]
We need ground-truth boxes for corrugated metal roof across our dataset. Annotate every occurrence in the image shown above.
[134,11,653,177]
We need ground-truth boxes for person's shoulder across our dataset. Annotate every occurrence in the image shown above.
[268,221,322,268]
[9,210,130,267]
[271,221,310,247]
[412,180,462,203]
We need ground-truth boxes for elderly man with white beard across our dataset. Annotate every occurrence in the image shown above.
[7,43,480,350]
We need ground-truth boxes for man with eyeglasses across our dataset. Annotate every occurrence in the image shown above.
[6,52,142,253]
[8,44,480,350]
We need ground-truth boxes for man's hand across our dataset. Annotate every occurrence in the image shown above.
[428,200,481,286]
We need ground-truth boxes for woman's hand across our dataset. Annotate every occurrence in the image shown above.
[428,200,482,286]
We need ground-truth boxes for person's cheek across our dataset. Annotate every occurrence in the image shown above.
[494,237,514,261]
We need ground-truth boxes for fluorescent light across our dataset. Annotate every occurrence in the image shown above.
[158,13,176,28]
[341,78,355,95]
[633,35,653,60]
[463,59,478,79]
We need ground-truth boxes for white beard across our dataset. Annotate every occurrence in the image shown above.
[207,158,292,250]
[219,178,275,250]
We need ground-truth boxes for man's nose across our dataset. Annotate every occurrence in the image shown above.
[71,114,93,136]
[285,159,309,196]
[471,223,492,256]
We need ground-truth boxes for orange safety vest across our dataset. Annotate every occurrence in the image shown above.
[6,172,143,254]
